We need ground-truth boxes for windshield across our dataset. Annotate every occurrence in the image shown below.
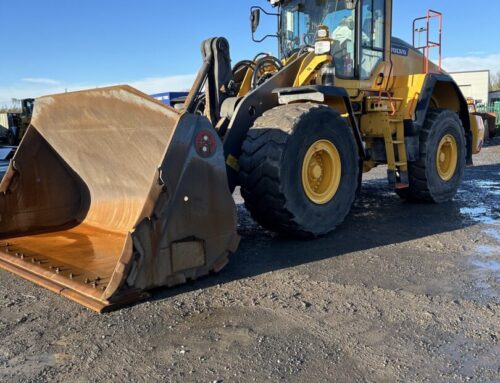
[280,0,356,76]
[280,0,354,56]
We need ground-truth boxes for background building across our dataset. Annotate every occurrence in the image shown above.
[489,90,500,103]
[449,70,490,104]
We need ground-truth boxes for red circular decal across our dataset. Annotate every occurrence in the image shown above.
[195,129,217,158]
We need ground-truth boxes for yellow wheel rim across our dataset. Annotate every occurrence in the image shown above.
[301,140,341,205]
[436,134,458,181]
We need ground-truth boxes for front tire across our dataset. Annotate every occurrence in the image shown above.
[397,109,466,203]
[239,103,359,237]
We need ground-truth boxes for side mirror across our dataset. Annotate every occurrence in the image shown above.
[250,6,279,43]
[345,0,358,10]
[251,8,261,34]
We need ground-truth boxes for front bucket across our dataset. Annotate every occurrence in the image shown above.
[0,86,239,312]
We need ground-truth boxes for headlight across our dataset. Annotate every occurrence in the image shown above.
[317,28,328,39]
[315,41,331,55]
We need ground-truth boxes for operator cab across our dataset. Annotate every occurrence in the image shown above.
[253,0,390,87]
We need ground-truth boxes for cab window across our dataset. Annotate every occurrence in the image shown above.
[327,8,356,78]
[361,0,385,80]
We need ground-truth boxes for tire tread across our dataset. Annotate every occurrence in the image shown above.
[240,103,358,237]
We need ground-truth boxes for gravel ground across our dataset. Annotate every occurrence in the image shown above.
[0,139,499,383]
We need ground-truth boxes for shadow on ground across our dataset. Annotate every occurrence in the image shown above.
[484,136,500,148]
[150,162,499,303]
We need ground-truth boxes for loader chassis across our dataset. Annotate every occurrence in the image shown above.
[221,0,476,234]
[0,0,480,311]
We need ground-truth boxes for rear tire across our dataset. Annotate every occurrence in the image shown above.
[483,120,490,141]
[397,109,466,203]
[239,103,359,237]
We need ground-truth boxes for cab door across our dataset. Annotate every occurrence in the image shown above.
[358,0,392,91]
[335,0,392,94]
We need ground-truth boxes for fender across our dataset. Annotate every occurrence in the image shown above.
[413,73,473,165]
[272,85,366,160]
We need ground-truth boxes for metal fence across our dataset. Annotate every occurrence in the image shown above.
[476,102,500,126]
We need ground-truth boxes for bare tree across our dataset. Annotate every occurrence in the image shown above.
[490,71,500,91]
[0,99,21,113]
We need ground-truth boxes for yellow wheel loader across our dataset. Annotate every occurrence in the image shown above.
[0,0,484,312]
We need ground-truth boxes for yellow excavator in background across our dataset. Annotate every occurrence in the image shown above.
[0,0,484,312]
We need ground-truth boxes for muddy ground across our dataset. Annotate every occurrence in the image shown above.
[0,139,499,383]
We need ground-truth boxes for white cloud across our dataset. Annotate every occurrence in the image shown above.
[0,73,196,105]
[129,74,196,95]
[21,78,61,85]
[465,51,486,56]
[443,54,500,74]
[5,52,500,105]
[0,83,77,106]
[8,52,497,105]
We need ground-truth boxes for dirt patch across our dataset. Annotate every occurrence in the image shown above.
[0,139,499,382]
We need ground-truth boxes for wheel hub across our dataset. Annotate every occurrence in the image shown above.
[302,140,341,205]
[311,164,322,179]
[436,134,458,181]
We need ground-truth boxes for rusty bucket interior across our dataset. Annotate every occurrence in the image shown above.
[0,86,238,312]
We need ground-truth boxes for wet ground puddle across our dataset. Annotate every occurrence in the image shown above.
[459,174,500,299]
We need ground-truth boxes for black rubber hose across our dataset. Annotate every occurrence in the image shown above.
[232,60,255,75]
[253,52,270,61]
[251,56,284,89]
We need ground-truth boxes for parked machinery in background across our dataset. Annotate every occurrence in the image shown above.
[18,98,35,141]
[0,98,34,145]
[0,112,20,146]
[468,98,499,140]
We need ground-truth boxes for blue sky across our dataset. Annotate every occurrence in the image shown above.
[1,0,499,104]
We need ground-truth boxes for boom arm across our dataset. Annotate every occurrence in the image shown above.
[184,38,234,125]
